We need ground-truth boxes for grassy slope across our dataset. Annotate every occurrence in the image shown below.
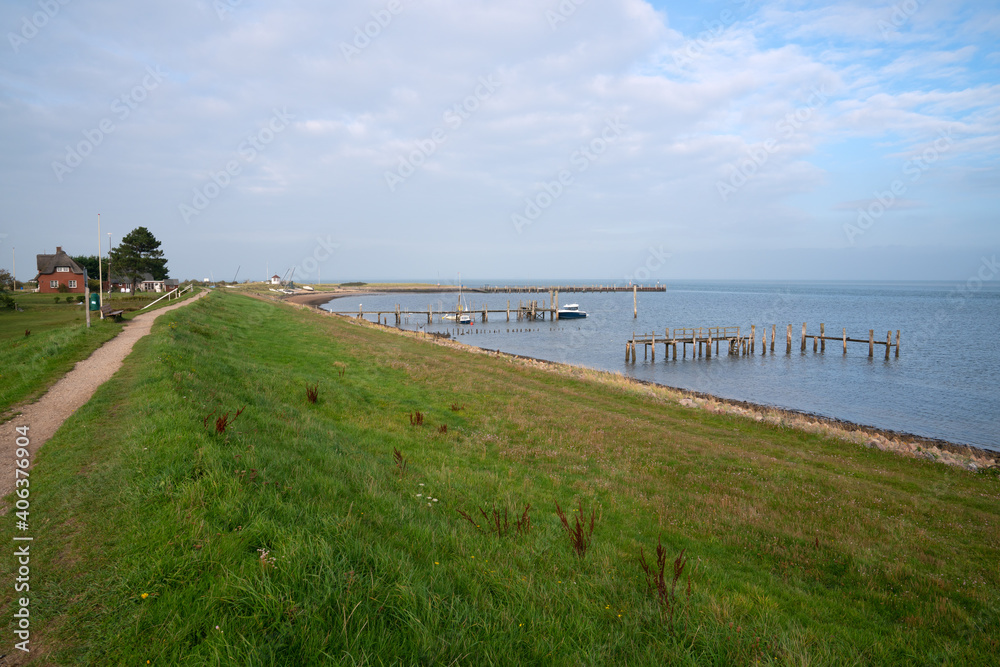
[0,296,124,415]
[0,290,199,416]
[3,291,998,665]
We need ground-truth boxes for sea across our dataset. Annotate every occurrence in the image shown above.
[320,280,1000,452]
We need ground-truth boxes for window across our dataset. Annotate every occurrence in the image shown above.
[68,280,77,288]
[50,280,59,289]
[56,266,70,272]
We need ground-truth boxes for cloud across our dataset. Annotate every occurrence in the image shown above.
[0,0,997,280]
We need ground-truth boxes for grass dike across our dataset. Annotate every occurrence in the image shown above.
[2,290,998,665]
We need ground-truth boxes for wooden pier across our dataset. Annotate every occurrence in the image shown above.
[626,323,900,362]
[321,285,651,323]
[324,297,560,324]
[479,284,664,293]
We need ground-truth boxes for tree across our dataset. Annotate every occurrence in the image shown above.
[71,255,109,282]
[0,269,14,309]
[108,227,168,293]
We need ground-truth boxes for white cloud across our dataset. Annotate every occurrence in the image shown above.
[0,0,996,280]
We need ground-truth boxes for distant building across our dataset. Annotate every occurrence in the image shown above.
[34,246,86,293]
[270,274,282,285]
[107,273,179,293]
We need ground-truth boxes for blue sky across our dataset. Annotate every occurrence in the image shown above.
[1,0,998,283]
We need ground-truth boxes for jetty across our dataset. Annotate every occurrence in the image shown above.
[478,284,665,293]
[322,285,654,323]
[627,324,901,362]
[321,285,654,323]
[324,298,558,324]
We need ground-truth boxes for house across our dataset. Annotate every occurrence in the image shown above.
[108,273,179,293]
[106,274,132,293]
[142,277,179,293]
[270,274,282,285]
[34,246,86,293]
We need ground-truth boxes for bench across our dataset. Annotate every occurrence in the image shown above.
[100,303,125,322]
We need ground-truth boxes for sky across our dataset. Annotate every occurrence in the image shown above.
[1,0,998,283]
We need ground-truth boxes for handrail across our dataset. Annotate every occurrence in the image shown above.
[139,287,179,310]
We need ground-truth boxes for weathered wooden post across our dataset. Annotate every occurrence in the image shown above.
[843,328,847,354]
[801,323,807,352]
[868,330,874,358]
[813,334,818,353]
[761,329,767,355]
[751,325,756,354]
[428,305,432,324]
[507,299,510,322]
[706,332,712,358]
[787,324,792,354]
[554,290,559,321]
[885,330,892,360]
[358,304,363,318]
[652,331,656,361]
[895,330,900,357]
[771,324,776,353]
[820,323,825,352]
[633,285,638,318]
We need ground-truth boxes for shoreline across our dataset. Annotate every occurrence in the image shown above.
[278,294,1000,468]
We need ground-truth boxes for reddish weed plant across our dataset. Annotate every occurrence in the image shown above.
[204,405,246,435]
[555,500,595,558]
[639,533,690,635]
[393,448,408,478]
[458,503,531,538]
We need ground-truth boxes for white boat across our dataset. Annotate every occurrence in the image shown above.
[442,273,474,324]
[443,312,474,325]
[557,304,587,319]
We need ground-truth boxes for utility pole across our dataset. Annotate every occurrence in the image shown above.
[84,268,90,328]
[97,213,103,312]
[107,232,112,300]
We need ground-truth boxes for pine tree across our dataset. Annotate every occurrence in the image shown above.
[108,227,169,293]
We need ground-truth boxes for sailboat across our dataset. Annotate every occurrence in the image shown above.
[442,274,474,324]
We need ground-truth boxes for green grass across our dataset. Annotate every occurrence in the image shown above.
[3,290,998,665]
[0,289,199,416]
[0,295,124,414]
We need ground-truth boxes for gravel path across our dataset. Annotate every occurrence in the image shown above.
[0,291,206,506]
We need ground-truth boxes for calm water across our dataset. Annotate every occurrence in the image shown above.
[322,281,1000,451]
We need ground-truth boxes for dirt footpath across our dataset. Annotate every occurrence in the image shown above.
[0,291,206,506]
